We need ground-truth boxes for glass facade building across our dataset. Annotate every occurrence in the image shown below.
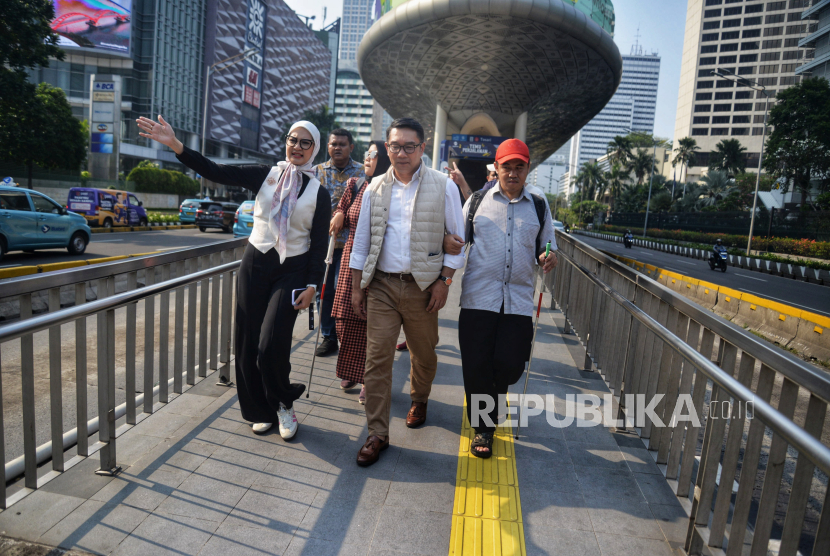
[333,70,374,144]
[341,0,375,62]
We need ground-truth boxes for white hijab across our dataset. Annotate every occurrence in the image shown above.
[269,120,321,261]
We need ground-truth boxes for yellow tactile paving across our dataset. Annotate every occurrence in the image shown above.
[448,405,525,556]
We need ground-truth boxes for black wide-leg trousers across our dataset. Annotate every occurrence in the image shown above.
[235,244,308,422]
[458,306,533,434]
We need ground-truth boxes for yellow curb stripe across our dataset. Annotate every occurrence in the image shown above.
[449,403,525,556]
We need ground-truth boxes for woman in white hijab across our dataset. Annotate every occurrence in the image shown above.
[137,115,331,440]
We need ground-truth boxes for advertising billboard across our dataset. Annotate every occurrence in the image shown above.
[50,0,132,55]
[241,0,268,110]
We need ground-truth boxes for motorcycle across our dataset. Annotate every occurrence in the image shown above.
[708,251,728,272]
[623,236,633,249]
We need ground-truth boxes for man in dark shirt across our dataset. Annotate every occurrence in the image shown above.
[314,129,365,363]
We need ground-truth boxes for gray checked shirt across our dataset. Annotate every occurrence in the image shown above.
[460,185,557,317]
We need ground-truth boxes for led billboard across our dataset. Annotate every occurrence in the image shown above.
[51,0,132,55]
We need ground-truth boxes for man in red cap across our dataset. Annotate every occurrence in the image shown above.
[457,138,558,458]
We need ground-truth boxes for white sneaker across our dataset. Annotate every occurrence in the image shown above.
[277,404,298,440]
[252,422,272,434]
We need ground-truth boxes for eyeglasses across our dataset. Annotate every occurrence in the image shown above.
[286,136,314,150]
[364,151,378,160]
[387,143,422,154]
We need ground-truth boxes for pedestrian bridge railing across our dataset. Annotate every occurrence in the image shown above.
[0,239,246,508]
[553,232,830,556]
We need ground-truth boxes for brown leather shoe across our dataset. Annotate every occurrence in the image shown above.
[406,401,428,428]
[356,435,389,467]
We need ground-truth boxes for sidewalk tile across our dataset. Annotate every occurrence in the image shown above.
[39,500,149,555]
[524,527,601,556]
[110,513,219,556]
[0,491,85,542]
[371,506,451,556]
[594,532,678,556]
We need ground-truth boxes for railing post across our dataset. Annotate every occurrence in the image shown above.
[96,277,120,477]
[198,255,209,377]
[210,252,221,372]
[48,288,64,472]
[159,264,170,403]
[75,283,89,455]
[20,293,37,490]
[218,250,234,386]
[143,268,155,414]
[186,258,198,385]
[125,272,137,424]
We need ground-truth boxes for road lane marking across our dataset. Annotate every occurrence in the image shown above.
[675,260,696,265]
[734,273,767,282]
[0,264,21,268]
[738,289,830,317]
[91,239,124,243]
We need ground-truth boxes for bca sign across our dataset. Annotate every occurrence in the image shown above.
[94,82,115,91]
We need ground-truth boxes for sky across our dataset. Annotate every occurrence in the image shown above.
[282,0,689,141]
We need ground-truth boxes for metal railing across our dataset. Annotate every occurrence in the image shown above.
[0,239,245,507]
[553,232,830,556]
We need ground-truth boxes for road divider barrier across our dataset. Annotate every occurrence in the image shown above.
[0,252,160,282]
[604,251,830,364]
[90,224,198,234]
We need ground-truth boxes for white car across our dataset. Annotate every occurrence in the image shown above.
[553,220,566,233]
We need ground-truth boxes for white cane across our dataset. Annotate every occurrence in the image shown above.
[516,241,551,439]
[306,235,337,397]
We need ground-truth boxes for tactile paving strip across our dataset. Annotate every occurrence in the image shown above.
[448,405,525,555]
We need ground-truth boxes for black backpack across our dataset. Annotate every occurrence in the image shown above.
[465,190,548,258]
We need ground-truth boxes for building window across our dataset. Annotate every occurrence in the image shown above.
[712,128,729,135]
[752,127,765,135]
[780,63,798,73]
[724,6,742,15]
[740,54,758,62]
[734,103,753,111]
[706,0,723,4]
[712,115,731,123]
[704,8,722,17]
[704,21,721,30]
[738,66,757,74]
[700,57,717,65]
[732,128,749,135]
[696,92,714,100]
[759,64,779,74]
[715,91,734,99]
[701,45,719,53]
[722,31,740,40]
[721,43,739,52]
[783,38,801,48]
[789,0,810,7]
[693,128,710,136]
[698,81,715,89]
[745,4,764,13]
[703,33,720,42]
[736,91,752,99]
[786,24,807,35]
[714,104,732,112]
[741,41,760,50]
[782,50,803,60]
[766,1,786,10]
[733,115,751,123]
[719,55,738,64]
[787,12,802,22]
[760,51,781,61]
[717,79,735,88]
[695,104,712,112]
[779,76,799,85]
[724,19,742,28]
[762,39,782,49]
[765,14,784,24]
[743,29,762,38]
[693,116,711,124]
[754,114,767,123]
[764,27,783,37]
[744,16,763,25]
[759,89,776,98]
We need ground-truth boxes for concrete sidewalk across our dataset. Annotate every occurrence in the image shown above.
[0,287,689,556]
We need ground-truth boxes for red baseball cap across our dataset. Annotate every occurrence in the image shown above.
[495,139,530,164]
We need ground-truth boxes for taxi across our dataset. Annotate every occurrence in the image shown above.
[233,200,255,238]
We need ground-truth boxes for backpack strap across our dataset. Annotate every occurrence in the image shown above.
[465,190,486,247]
[530,193,548,258]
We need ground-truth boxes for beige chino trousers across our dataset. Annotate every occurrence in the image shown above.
[364,273,439,438]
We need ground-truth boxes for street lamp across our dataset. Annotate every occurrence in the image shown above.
[297,14,316,27]
[624,128,660,237]
[710,69,770,256]
[200,48,258,198]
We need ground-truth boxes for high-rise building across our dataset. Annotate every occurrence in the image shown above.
[673,0,816,182]
[333,69,374,143]
[797,1,830,78]
[569,51,661,171]
[339,0,374,62]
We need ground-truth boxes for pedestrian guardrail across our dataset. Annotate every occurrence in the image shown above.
[0,239,245,508]
[553,232,830,556]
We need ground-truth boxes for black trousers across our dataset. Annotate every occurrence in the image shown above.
[235,244,308,422]
[458,307,533,433]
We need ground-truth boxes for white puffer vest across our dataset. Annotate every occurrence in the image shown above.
[360,165,446,291]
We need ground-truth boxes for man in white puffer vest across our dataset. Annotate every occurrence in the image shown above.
[349,118,466,467]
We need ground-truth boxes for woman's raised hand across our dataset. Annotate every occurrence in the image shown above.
[136,115,184,154]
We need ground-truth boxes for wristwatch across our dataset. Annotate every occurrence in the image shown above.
[438,275,452,286]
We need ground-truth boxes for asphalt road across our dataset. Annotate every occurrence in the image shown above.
[0,228,239,268]
[576,234,830,317]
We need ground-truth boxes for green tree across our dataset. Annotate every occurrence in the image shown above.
[1,83,87,188]
[606,135,632,167]
[675,183,703,212]
[709,138,747,177]
[571,200,608,224]
[628,148,655,185]
[299,105,337,164]
[651,190,673,213]
[673,136,700,183]
[698,171,736,208]
[575,161,605,202]
[763,77,830,204]
[604,163,628,211]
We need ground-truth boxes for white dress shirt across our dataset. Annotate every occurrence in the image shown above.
[349,164,466,273]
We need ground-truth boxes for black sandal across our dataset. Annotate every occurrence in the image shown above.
[470,432,494,459]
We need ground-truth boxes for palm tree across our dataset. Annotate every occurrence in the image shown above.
[604,163,628,211]
[606,135,633,168]
[576,161,605,202]
[709,138,747,177]
[698,171,736,207]
[673,137,700,183]
[628,148,655,185]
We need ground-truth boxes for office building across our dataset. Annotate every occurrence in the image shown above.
[797,0,830,78]
[340,0,375,63]
[569,51,661,171]
[26,0,331,175]
[674,0,816,182]
[333,68,375,144]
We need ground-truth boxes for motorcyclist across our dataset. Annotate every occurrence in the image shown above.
[711,238,727,264]
[623,229,633,247]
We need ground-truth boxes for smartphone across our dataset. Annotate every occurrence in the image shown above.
[291,288,307,305]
